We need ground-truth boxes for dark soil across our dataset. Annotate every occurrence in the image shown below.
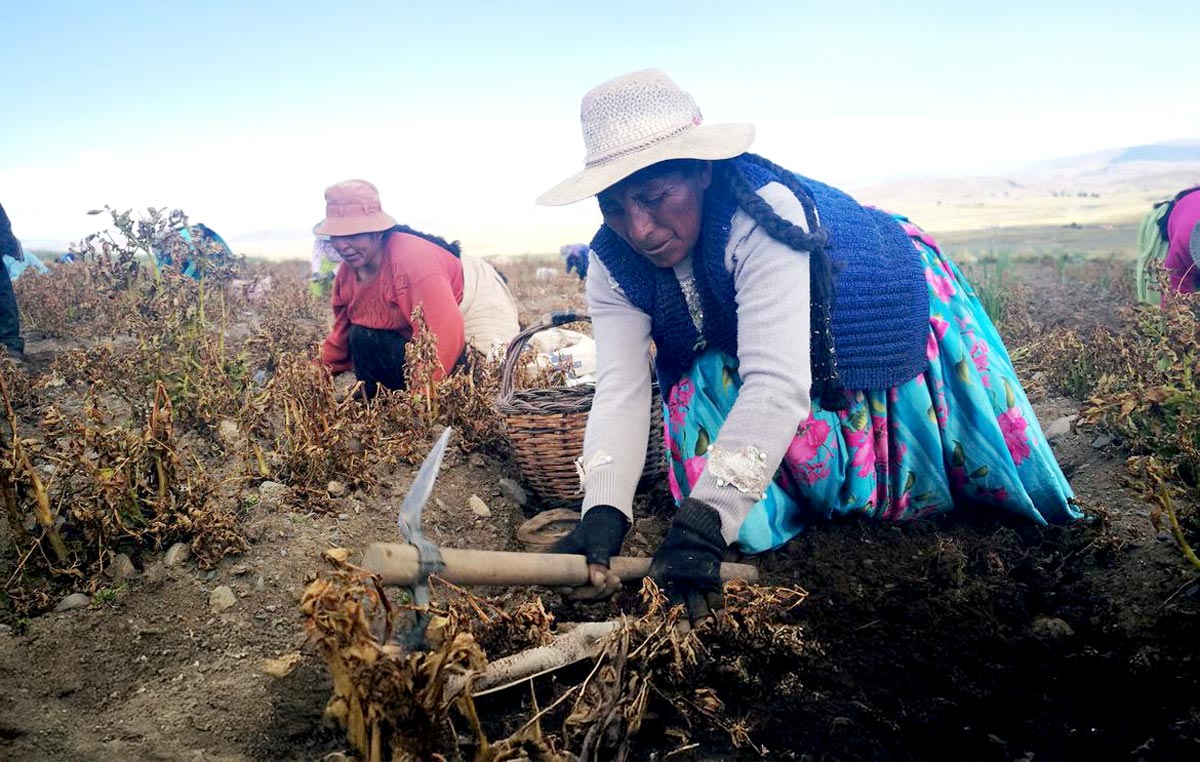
[1,258,1197,761]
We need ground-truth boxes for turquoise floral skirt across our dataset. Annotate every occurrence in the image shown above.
[664,215,1080,554]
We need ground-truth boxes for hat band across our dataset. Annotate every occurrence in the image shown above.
[328,202,382,216]
[584,117,701,169]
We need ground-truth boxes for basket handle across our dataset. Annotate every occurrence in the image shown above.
[542,309,582,327]
[498,312,593,405]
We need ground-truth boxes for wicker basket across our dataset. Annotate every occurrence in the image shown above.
[496,310,666,509]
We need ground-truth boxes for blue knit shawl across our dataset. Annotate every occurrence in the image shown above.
[590,155,929,396]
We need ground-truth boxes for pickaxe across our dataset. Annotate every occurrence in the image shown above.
[363,427,759,644]
[388,426,451,649]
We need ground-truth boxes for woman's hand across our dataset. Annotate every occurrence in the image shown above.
[550,505,629,600]
[648,498,727,629]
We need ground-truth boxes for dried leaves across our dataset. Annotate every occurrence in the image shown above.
[262,353,382,500]
[403,308,506,451]
[258,310,507,508]
[301,553,488,762]
[4,208,510,611]
[560,579,809,759]
[25,209,255,430]
[1015,278,1200,566]
[302,551,810,762]
[439,580,556,660]
[1077,295,1200,559]
[0,354,35,409]
[11,211,323,564]
[9,383,245,586]
[1133,459,1200,571]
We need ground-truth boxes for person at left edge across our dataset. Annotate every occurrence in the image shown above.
[0,202,26,360]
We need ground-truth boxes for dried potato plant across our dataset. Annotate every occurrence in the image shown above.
[1011,266,1200,567]
[0,354,35,409]
[1072,289,1200,564]
[1128,457,1200,571]
[2,207,258,611]
[300,548,810,761]
[300,553,489,762]
[1017,326,1108,400]
[1,369,69,569]
[400,308,506,452]
[18,206,240,342]
[29,208,256,431]
[13,250,138,340]
[260,352,382,501]
[558,579,809,760]
[4,383,245,608]
[256,348,453,498]
[438,580,556,660]
[257,309,507,503]
[242,268,327,372]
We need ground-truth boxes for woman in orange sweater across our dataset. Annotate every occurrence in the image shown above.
[317,179,520,396]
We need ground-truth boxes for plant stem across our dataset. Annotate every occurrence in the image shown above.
[1159,486,1200,571]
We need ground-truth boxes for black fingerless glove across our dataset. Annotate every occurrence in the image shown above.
[550,505,630,567]
[648,498,726,608]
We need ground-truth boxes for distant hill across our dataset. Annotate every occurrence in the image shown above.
[852,139,1200,250]
[1112,143,1200,164]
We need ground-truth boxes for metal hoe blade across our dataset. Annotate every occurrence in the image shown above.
[397,426,453,548]
[395,426,451,649]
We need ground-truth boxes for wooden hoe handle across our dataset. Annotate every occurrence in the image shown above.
[360,543,759,587]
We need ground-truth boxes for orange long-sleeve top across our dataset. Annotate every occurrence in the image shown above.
[321,232,465,377]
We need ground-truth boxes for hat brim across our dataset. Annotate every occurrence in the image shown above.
[536,123,756,206]
[313,211,398,237]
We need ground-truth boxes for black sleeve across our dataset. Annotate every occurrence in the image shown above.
[0,204,21,260]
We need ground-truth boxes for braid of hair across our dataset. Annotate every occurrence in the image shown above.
[389,224,463,257]
[717,155,846,408]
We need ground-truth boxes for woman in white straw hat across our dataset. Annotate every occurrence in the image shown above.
[540,69,1079,624]
[317,179,520,396]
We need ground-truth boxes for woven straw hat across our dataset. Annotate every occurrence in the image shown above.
[314,179,398,236]
[537,69,755,206]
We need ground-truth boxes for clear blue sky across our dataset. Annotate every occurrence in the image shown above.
[1,0,1196,256]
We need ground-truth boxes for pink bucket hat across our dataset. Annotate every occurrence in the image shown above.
[537,69,755,206]
[314,179,398,236]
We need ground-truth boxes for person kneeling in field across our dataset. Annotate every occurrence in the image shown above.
[317,179,521,396]
[538,69,1081,625]
[1161,187,1200,297]
[0,202,27,361]
[310,230,342,299]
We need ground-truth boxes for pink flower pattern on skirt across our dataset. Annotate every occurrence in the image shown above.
[787,417,831,464]
[661,212,1078,554]
[667,378,694,427]
[998,407,1031,465]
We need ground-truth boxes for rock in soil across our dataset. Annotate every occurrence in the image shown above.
[1029,615,1076,641]
[498,478,529,507]
[1044,414,1078,440]
[259,480,290,501]
[107,553,138,584]
[468,494,492,517]
[209,585,237,613]
[217,418,243,446]
[54,593,91,612]
[164,542,193,567]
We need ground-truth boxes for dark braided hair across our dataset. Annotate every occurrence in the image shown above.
[715,154,846,407]
[387,224,462,257]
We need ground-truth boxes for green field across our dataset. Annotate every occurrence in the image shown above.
[934,220,1141,262]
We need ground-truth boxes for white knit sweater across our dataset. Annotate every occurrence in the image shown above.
[579,182,813,545]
